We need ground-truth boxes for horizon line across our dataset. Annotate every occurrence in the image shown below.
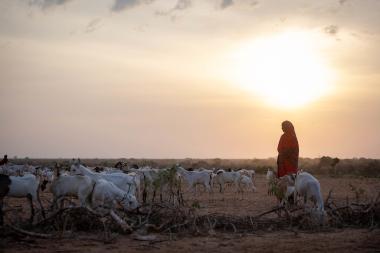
[7,156,380,160]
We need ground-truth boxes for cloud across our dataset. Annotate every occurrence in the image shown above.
[220,0,233,9]
[111,0,155,12]
[111,0,139,12]
[173,0,192,11]
[84,18,102,33]
[219,0,258,10]
[338,0,348,5]
[250,0,258,6]
[28,0,72,9]
[324,25,339,35]
[155,0,192,17]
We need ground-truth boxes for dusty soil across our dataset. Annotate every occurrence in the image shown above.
[1,229,380,253]
[1,175,380,253]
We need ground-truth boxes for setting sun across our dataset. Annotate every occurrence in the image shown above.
[230,31,335,109]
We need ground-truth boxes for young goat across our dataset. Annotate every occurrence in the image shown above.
[0,174,45,225]
[294,171,326,224]
[266,169,295,206]
[276,175,295,206]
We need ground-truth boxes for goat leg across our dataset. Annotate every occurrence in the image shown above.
[27,194,34,224]
[36,189,46,219]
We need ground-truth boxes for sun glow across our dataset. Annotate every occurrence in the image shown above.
[230,31,335,109]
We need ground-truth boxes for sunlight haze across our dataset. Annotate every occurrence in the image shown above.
[228,30,335,108]
[0,0,379,159]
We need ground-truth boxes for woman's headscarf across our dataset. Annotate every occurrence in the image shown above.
[282,120,296,136]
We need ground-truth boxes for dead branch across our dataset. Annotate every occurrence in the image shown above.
[131,233,159,242]
[110,210,132,232]
[8,225,53,238]
[2,195,379,240]
[325,189,333,205]
[253,206,285,219]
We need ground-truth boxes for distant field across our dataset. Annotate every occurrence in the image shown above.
[10,157,380,177]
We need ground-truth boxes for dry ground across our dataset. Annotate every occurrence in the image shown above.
[1,174,380,253]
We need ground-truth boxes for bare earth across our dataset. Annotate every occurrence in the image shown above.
[1,175,380,253]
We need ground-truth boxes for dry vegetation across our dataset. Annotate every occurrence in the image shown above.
[1,157,380,252]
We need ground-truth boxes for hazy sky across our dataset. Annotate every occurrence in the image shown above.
[0,0,379,159]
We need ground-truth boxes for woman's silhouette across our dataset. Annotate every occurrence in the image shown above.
[277,121,299,178]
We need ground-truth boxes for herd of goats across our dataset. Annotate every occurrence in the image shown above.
[0,159,326,226]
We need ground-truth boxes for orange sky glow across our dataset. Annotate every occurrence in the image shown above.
[0,0,379,159]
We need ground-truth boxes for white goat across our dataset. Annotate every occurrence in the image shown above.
[40,167,55,182]
[277,175,295,206]
[266,168,295,206]
[126,171,142,200]
[0,174,45,224]
[0,164,38,176]
[50,174,95,208]
[91,179,139,212]
[135,166,183,202]
[127,167,160,203]
[100,167,124,174]
[212,169,241,193]
[70,162,136,195]
[294,172,326,223]
[266,168,275,181]
[37,167,55,192]
[238,175,257,193]
[238,169,256,180]
[176,166,212,195]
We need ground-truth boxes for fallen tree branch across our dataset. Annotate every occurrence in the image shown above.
[253,206,285,219]
[8,225,54,239]
[110,210,132,232]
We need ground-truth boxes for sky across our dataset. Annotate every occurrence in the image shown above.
[0,0,379,159]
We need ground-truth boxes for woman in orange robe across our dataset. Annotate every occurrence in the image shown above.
[277,121,299,178]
